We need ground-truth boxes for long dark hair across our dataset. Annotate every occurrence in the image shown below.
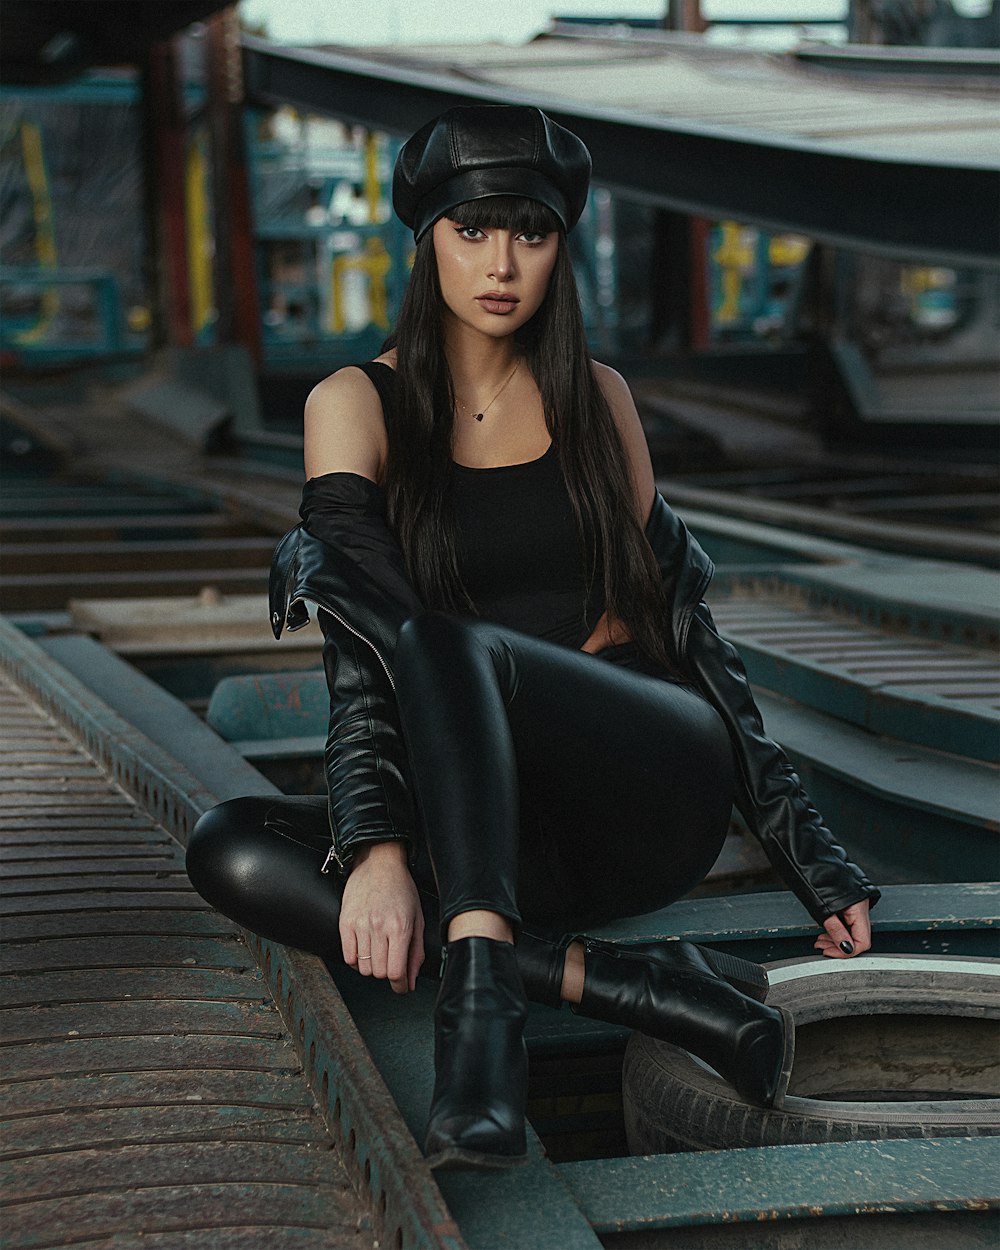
[384,195,670,666]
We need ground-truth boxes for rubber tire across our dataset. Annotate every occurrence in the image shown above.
[623,954,1000,1153]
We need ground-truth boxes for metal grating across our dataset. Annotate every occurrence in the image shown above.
[711,595,1000,711]
[0,673,374,1249]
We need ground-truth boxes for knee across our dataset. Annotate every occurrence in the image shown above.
[395,611,478,680]
[186,796,266,907]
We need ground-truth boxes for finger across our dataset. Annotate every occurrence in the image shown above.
[369,932,389,983]
[340,920,359,969]
[408,917,425,993]
[822,913,856,955]
[356,934,375,977]
[845,904,873,953]
[384,933,408,994]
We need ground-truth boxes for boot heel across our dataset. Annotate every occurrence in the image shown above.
[771,1005,795,1108]
[697,946,769,1003]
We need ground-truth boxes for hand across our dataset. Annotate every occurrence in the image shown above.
[581,611,632,654]
[339,842,424,993]
[815,900,872,959]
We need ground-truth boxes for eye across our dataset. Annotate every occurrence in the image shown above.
[518,231,549,246]
[453,225,485,240]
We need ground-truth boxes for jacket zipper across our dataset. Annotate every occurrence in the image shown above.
[286,586,395,876]
[320,844,344,874]
[290,593,396,691]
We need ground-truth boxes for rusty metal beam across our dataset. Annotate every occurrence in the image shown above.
[241,38,1000,269]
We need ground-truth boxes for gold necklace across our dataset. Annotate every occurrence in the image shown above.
[461,360,520,422]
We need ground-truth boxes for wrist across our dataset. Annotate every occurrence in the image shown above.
[352,840,409,869]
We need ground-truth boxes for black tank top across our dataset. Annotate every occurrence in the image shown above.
[360,362,605,648]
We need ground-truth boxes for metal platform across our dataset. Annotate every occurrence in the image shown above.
[0,617,461,1250]
[0,670,377,1248]
[3,615,999,1249]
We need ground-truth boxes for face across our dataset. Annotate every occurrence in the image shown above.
[431,213,559,340]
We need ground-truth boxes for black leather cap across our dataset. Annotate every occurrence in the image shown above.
[393,105,592,240]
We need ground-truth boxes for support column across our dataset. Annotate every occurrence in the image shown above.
[205,6,262,366]
[141,41,192,348]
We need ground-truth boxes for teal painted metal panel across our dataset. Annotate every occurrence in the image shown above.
[735,639,998,763]
[207,670,329,742]
[558,1137,1000,1232]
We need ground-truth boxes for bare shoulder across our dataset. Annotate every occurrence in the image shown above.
[303,364,390,482]
[592,360,632,405]
[591,360,655,517]
[591,360,642,440]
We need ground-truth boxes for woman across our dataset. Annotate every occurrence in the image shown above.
[187,105,877,1171]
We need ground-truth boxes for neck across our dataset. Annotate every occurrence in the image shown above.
[443,318,519,392]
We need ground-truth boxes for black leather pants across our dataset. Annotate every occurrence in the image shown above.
[187,614,735,967]
[394,613,735,936]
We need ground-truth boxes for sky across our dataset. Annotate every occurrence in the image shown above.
[237,1,852,48]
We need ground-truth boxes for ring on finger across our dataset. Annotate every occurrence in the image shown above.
[358,955,372,962]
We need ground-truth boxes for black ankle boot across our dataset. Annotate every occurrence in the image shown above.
[573,940,793,1107]
[514,931,769,1008]
[424,936,529,1170]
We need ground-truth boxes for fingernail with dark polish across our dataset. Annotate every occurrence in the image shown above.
[839,940,854,954]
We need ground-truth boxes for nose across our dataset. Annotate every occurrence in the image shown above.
[487,232,516,282]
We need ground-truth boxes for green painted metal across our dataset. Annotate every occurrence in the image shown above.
[558,1137,1000,1232]
[754,689,998,883]
[730,635,997,763]
[207,670,330,743]
[758,562,1000,645]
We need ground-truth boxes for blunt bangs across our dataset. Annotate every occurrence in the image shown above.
[445,195,562,236]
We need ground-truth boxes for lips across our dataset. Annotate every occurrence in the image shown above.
[476,292,520,315]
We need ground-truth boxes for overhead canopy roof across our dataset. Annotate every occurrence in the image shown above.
[1,0,231,85]
[242,30,1000,268]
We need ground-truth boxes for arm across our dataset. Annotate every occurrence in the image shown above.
[603,369,878,953]
[299,366,424,992]
[303,365,389,482]
[581,364,655,653]
[681,599,878,953]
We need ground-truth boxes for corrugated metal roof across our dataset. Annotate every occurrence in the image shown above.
[338,34,1000,169]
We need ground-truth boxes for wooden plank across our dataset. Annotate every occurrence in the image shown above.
[0,1183,372,1248]
[2,568,271,612]
[0,796,141,812]
[0,514,250,541]
[1,910,233,941]
[1,1110,325,1155]
[4,1034,308,1082]
[2,1073,319,1123]
[1,892,210,915]
[3,537,275,576]
[0,934,247,974]
[2,872,193,894]
[0,821,161,835]
[1,998,281,1044]
[2,967,268,1007]
[0,764,112,779]
[0,850,179,867]
[2,1140,344,1201]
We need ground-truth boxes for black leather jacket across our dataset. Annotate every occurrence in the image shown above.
[270,476,880,925]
